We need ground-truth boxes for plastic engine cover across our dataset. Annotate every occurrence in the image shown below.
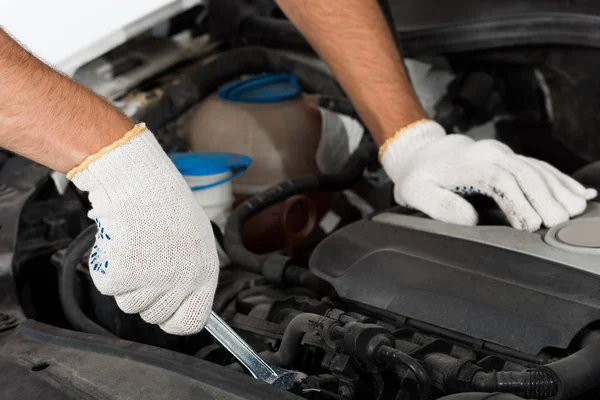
[309,203,600,355]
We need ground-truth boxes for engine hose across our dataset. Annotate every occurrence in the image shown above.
[541,330,600,399]
[223,142,378,282]
[262,313,329,368]
[470,370,557,399]
[439,394,525,400]
[136,46,344,131]
[377,345,433,400]
[59,224,114,337]
[453,330,600,399]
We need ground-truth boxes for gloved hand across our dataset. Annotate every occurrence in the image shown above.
[380,119,597,231]
[68,123,219,335]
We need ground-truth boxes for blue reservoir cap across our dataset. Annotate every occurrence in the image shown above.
[218,73,302,103]
[170,152,251,176]
[169,152,251,191]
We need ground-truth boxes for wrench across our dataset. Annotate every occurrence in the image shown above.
[205,311,306,390]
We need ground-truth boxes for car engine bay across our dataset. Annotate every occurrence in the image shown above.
[3,1,600,399]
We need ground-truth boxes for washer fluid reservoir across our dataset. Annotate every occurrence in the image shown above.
[182,73,322,195]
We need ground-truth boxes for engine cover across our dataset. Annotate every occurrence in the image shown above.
[309,202,600,355]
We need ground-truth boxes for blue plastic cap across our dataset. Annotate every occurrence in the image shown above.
[170,152,251,176]
[169,152,252,191]
[218,73,302,103]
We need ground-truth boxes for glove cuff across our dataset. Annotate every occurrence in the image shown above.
[68,124,190,211]
[67,123,146,181]
[380,119,446,172]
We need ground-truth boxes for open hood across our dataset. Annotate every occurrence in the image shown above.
[0,0,201,76]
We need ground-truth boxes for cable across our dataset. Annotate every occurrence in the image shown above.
[59,224,115,337]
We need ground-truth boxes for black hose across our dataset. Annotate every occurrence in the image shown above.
[223,142,378,278]
[442,330,600,399]
[541,330,600,399]
[377,345,432,400]
[59,224,114,337]
[470,370,556,399]
[262,313,328,368]
[136,46,344,131]
[439,394,525,400]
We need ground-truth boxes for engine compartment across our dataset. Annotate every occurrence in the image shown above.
[3,3,600,399]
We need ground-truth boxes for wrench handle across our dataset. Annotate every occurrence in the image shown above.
[205,311,280,383]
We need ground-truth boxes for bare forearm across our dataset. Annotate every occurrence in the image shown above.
[0,28,132,173]
[276,0,426,144]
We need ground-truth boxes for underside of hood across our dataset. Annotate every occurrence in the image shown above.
[0,0,201,76]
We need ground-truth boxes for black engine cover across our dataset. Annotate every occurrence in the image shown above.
[309,204,600,355]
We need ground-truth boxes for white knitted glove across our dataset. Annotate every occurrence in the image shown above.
[68,124,219,335]
[380,120,597,231]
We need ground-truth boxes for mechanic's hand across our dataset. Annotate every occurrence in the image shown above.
[68,124,218,335]
[380,120,597,231]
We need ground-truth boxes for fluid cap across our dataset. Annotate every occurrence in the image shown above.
[556,219,600,248]
[169,152,251,190]
[545,217,600,254]
[218,73,302,103]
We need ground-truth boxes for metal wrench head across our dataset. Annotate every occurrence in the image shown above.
[205,311,306,390]
[265,366,307,390]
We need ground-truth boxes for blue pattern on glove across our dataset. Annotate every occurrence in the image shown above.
[90,219,111,275]
[455,186,481,196]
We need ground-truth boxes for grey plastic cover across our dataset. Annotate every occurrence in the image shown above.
[310,204,600,355]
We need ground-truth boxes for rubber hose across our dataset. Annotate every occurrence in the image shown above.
[223,142,378,276]
[137,46,344,130]
[59,224,114,337]
[439,394,525,400]
[542,330,600,399]
[262,313,328,368]
[377,345,432,400]
[467,330,600,399]
[470,370,557,398]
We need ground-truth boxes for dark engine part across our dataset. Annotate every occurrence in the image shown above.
[0,320,300,400]
[59,224,114,337]
[306,204,600,399]
[220,286,600,399]
[309,205,600,356]
[217,118,600,399]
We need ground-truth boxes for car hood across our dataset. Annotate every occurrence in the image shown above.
[0,0,201,76]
